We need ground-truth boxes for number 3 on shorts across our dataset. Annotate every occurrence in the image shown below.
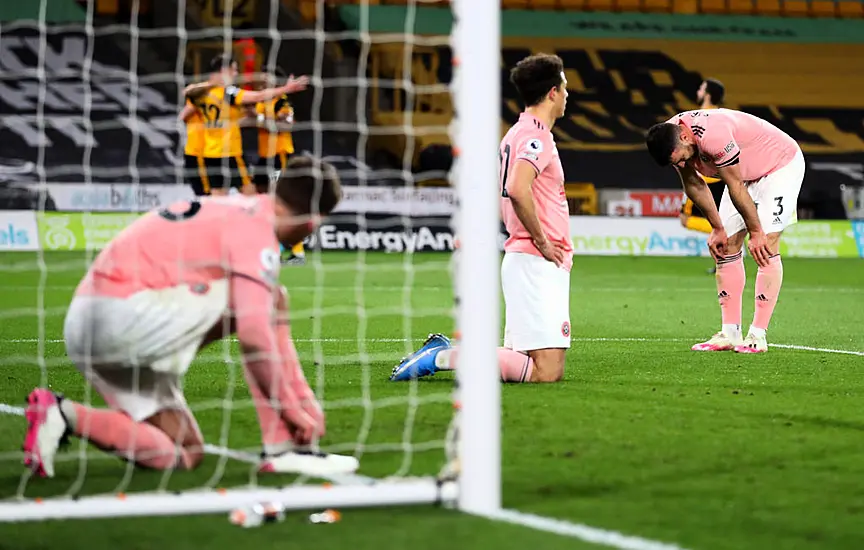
[773,197,783,216]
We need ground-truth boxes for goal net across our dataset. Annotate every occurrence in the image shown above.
[0,0,500,520]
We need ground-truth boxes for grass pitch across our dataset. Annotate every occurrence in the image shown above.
[0,251,862,550]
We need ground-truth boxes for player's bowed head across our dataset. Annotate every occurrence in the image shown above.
[645,122,699,169]
[271,155,342,249]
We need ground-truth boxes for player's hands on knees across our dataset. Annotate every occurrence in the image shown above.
[535,238,568,268]
[748,230,772,267]
[707,228,728,260]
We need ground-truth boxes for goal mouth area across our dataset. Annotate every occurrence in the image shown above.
[0,478,459,522]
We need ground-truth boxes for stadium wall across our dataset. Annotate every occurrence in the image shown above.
[3,210,862,258]
[350,7,864,215]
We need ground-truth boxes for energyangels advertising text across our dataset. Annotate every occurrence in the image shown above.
[0,211,861,258]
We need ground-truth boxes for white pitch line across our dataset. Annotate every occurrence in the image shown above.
[2,337,420,344]
[1,285,861,294]
[0,403,375,486]
[0,404,24,417]
[0,402,687,549]
[770,343,864,357]
[3,336,864,356]
[486,508,690,550]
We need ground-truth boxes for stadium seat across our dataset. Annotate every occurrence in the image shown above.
[644,0,673,12]
[529,0,565,9]
[728,0,754,14]
[699,0,728,14]
[299,1,317,21]
[810,0,838,16]
[565,183,598,215]
[837,0,864,17]
[96,0,118,15]
[754,0,782,14]
[673,0,699,13]
[586,0,615,10]
[615,0,644,11]
[782,0,810,16]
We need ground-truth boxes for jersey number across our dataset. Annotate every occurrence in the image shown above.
[159,200,202,221]
[202,104,222,128]
[499,144,511,198]
[773,197,784,216]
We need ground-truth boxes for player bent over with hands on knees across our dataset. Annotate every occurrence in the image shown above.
[390,54,573,384]
[23,156,359,478]
[645,107,805,354]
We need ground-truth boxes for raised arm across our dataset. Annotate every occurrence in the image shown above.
[236,75,309,106]
[183,82,215,101]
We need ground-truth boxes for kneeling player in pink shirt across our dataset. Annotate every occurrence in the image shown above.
[23,156,358,478]
[390,54,572,383]
[646,108,805,353]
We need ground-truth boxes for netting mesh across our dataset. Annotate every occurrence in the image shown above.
[0,0,461,511]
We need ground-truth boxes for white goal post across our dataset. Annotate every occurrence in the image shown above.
[0,0,500,521]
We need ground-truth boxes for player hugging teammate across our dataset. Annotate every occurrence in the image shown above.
[180,56,309,264]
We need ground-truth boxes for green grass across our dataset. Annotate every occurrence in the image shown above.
[0,251,862,550]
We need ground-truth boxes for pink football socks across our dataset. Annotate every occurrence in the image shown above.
[715,251,745,338]
[436,347,535,383]
[63,403,196,470]
[751,255,784,335]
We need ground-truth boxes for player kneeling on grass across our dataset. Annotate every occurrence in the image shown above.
[390,54,572,384]
[646,108,805,353]
[23,156,358,478]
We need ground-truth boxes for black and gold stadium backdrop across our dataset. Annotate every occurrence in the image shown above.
[498,38,864,156]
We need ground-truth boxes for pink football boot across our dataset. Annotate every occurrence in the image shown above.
[23,389,69,478]
[691,332,742,352]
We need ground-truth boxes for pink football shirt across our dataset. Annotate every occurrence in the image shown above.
[500,112,573,271]
[76,194,281,298]
[669,108,800,182]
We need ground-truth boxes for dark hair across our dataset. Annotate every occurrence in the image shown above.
[703,78,725,105]
[509,54,564,108]
[209,54,235,73]
[275,156,342,216]
[645,123,681,167]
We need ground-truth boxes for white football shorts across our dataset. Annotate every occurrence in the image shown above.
[64,280,229,421]
[719,149,805,236]
[501,252,571,352]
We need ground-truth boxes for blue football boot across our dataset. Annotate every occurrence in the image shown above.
[389,333,451,381]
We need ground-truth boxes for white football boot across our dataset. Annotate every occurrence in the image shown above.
[259,449,359,477]
[691,332,743,352]
[734,332,769,354]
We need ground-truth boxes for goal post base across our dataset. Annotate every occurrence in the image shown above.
[0,478,458,523]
